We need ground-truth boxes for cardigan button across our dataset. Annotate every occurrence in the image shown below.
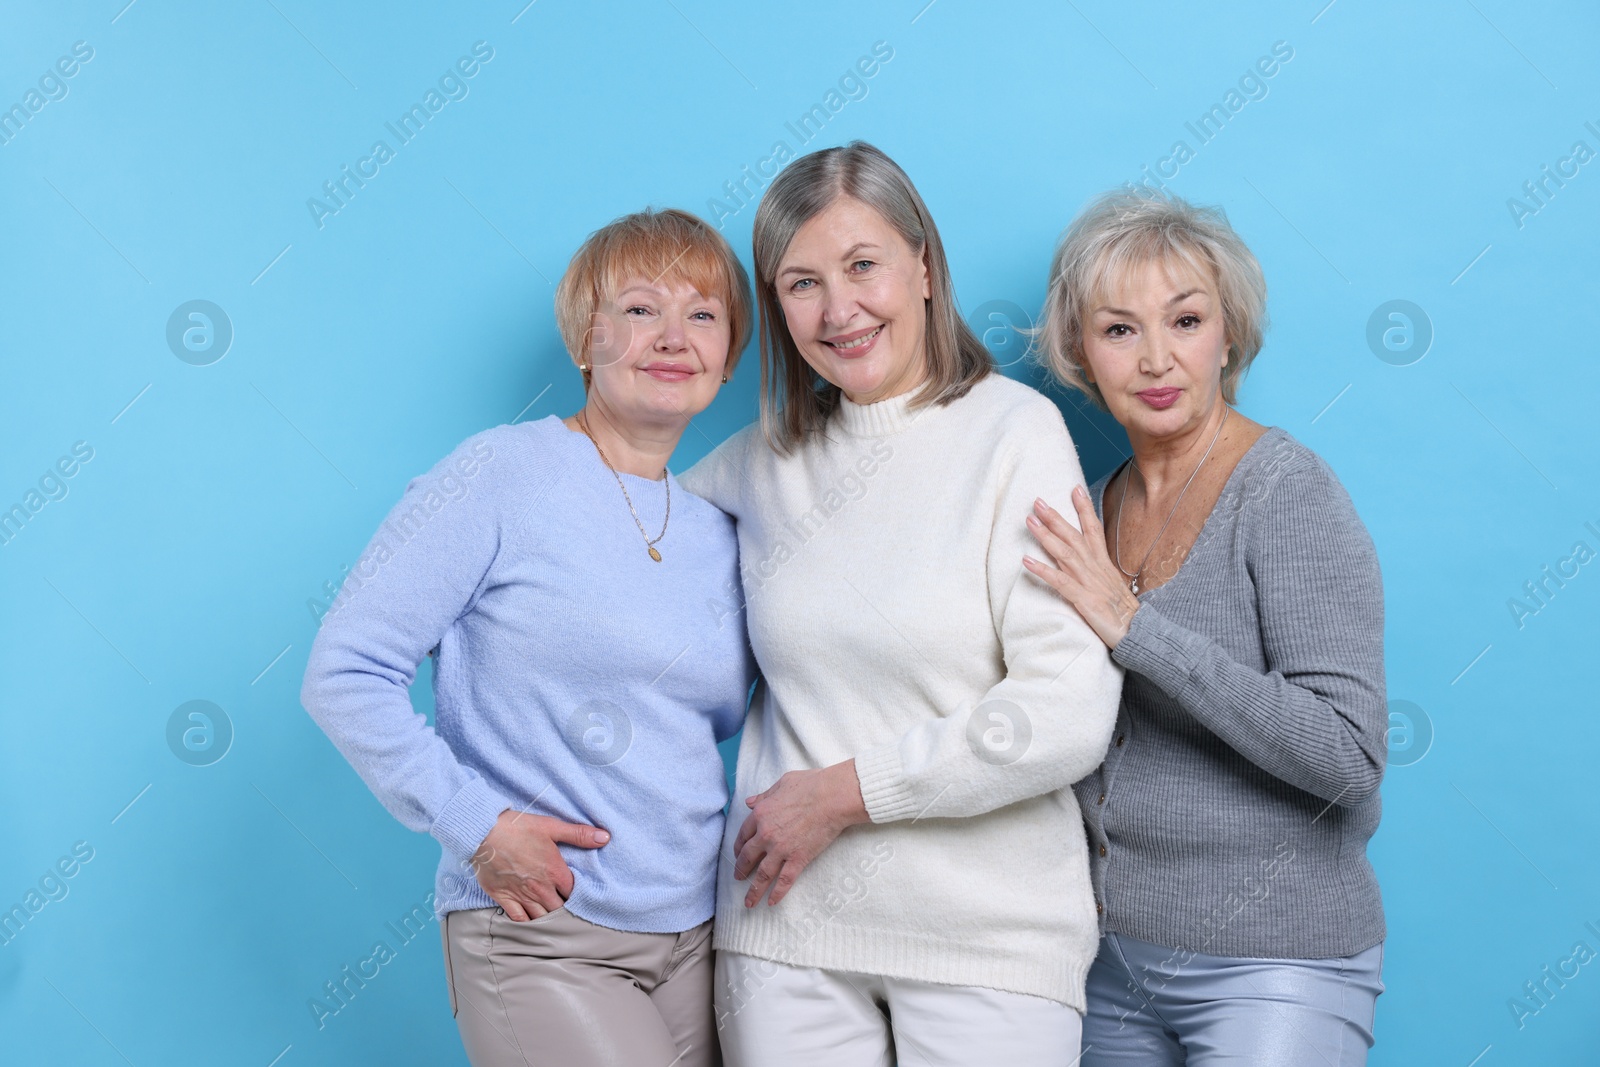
[1098,793,1105,805]
[1096,900,1104,915]
[1099,844,1107,857]
[1115,735,1125,747]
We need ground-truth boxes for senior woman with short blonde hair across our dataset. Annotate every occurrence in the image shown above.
[682,141,1123,1065]
[1023,190,1387,1065]
[302,207,756,1067]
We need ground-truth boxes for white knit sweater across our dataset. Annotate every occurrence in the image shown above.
[681,373,1123,1009]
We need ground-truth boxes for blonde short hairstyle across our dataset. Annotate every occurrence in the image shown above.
[751,141,992,451]
[555,208,752,388]
[1036,190,1267,409]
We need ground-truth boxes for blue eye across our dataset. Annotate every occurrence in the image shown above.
[791,278,815,292]
[852,260,874,272]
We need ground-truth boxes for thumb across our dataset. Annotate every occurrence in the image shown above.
[545,821,611,848]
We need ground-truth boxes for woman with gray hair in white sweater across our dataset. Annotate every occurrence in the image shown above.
[681,140,1122,1065]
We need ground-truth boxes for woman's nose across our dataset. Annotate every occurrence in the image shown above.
[656,318,687,351]
[821,288,857,330]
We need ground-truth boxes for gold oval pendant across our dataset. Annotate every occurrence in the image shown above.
[648,547,662,562]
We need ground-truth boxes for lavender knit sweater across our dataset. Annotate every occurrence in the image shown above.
[301,416,756,932]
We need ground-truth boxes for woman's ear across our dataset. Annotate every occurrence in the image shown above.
[920,246,932,300]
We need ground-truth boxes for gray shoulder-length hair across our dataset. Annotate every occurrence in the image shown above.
[751,141,992,452]
[1035,189,1268,409]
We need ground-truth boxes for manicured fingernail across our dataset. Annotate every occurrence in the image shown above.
[594,830,610,844]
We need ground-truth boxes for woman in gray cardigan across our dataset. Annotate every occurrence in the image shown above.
[1022,190,1386,1066]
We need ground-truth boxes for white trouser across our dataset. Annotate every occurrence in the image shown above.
[715,951,1084,1067]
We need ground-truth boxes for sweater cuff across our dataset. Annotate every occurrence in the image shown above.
[430,777,513,860]
[854,743,922,823]
[1111,602,1204,698]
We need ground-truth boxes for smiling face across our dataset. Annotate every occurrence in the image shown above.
[1080,256,1231,444]
[774,196,932,405]
[585,276,731,429]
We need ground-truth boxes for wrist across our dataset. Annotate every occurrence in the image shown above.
[478,808,513,845]
[828,760,870,829]
[1107,592,1140,649]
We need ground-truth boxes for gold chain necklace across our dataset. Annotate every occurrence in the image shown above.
[577,412,670,562]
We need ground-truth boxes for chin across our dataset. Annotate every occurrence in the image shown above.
[1110,399,1173,431]
[836,367,885,397]
[827,353,895,396]
[661,388,717,419]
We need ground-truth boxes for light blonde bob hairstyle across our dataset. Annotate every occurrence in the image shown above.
[751,141,992,451]
[555,208,753,389]
[1035,190,1267,409]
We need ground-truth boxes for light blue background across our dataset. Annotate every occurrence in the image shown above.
[2,1,1596,1064]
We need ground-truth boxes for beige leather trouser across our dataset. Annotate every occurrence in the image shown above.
[442,905,719,1067]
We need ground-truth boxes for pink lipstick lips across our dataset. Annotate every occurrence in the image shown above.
[1137,387,1181,409]
[642,363,693,382]
[823,324,883,359]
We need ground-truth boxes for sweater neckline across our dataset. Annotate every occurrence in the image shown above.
[1093,425,1286,602]
[538,414,675,489]
[835,388,916,437]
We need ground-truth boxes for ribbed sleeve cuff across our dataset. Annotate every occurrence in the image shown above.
[1111,603,1203,698]
[854,744,921,823]
[430,777,512,860]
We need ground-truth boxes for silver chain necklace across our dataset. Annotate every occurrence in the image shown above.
[1113,407,1229,595]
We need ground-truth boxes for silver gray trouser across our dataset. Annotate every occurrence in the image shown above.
[442,905,718,1067]
[1081,931,1384,1066]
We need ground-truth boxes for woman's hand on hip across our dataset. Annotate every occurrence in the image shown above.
[471,809,610,922]
[1023,487,1141,649]
[733,760,869,908]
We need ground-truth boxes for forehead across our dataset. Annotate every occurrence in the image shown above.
[609,276,724,304]
[590,223,734,310]
[782,196,903,261]
[1088,251,1215,310]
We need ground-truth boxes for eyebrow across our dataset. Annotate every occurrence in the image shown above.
[778,242,885,278]
[1092,289,1208,316]
[616,283,665,300]
[615,284,721,305]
